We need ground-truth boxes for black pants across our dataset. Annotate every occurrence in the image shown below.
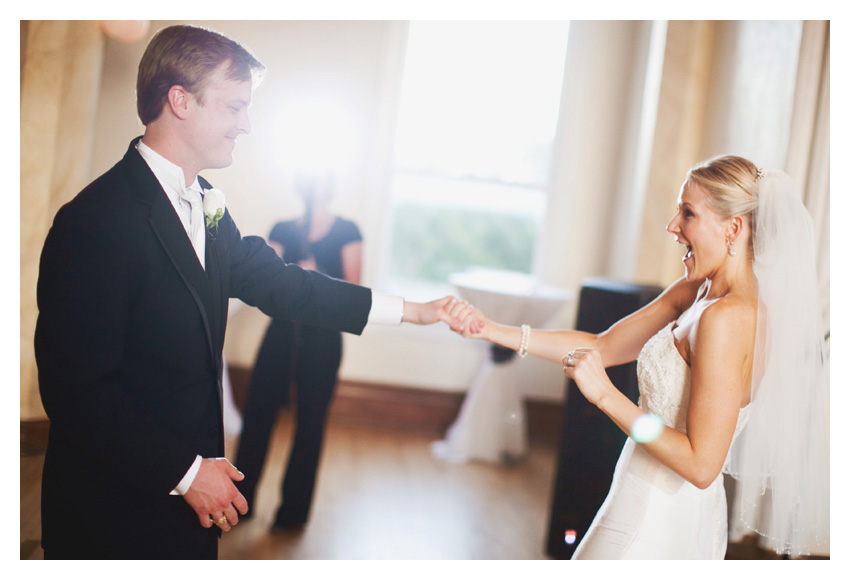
[235,320,342,525]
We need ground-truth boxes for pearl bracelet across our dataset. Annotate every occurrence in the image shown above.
[518,324,530,358]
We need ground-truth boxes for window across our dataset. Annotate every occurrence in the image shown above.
[383,21,570,294]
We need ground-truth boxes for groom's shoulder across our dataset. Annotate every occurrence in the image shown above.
[51,152,142,236]
[72,141,150,208]
[65,164,128,214]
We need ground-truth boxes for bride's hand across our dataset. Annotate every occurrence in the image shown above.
[442,300,490,339]
[562,348,614,408]
[403,297,485,335]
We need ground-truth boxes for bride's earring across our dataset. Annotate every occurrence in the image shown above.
[727,239,736,256]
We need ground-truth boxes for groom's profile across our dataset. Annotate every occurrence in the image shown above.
[34,23,449,559]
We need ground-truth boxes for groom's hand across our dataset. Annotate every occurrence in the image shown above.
[182,457,248,532]
[404,296,474,332]
[403,296,457,326]
[441,299,487,338]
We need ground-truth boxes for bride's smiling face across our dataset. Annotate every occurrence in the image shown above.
[666,180,731,281]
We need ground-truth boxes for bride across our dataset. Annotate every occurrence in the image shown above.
[446,155,828,559]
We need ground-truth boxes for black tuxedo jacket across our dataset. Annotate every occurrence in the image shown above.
[34,138,372,558]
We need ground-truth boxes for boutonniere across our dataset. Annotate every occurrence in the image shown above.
[203,187,226,231]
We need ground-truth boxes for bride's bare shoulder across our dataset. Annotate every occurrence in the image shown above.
[698,294,757,344]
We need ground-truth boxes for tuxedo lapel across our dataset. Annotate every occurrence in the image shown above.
[198,177,228,373]
[124,140,216,362]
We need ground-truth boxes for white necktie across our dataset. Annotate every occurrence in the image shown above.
[179,186,206,269]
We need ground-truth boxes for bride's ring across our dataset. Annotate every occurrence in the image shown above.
[566,350,576,367]
[215,516,228,527]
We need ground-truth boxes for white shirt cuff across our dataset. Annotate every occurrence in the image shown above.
[368,291,404,325]
[170,455,202,495]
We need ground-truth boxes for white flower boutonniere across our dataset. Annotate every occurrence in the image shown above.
[203,187,226,231]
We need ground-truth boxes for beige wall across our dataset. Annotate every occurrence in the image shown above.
[21,20,826,420]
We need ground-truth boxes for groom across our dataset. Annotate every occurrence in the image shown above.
[35,24,458,559]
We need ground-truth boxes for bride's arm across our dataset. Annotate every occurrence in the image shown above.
[568,297,754,489]
[448,277,699,367]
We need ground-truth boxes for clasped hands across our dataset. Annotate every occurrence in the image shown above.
[561,347,610,407]
[182,457,247,532]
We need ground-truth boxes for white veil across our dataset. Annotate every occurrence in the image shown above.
[724,171,830,556]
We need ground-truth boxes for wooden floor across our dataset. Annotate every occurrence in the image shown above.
[20,411,559,560]
[20,401,811,560]
[220,415,556,560]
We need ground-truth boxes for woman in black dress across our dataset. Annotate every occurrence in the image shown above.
[235,172,362,529]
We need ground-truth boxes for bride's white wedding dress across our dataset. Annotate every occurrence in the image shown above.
[573,306,750,559]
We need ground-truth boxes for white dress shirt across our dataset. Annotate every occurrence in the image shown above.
[134,140,405,496]
[136,141,206,267]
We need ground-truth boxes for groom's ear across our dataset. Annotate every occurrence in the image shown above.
[166,85,192,120]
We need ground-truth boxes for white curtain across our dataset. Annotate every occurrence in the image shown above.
[726,20,830,557]
[785,21,830,338]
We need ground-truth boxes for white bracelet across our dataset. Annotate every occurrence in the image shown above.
[518,324,530,358]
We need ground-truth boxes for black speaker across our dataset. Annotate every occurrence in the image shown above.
[545,277,662,559]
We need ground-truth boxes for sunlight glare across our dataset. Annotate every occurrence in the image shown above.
[272,95,358,176]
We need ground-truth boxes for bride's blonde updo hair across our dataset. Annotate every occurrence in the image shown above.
[688,155,760,218]
[687,155,761,255]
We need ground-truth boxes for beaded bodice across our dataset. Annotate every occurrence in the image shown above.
[636,322,691,432]
[636,321,750,462]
